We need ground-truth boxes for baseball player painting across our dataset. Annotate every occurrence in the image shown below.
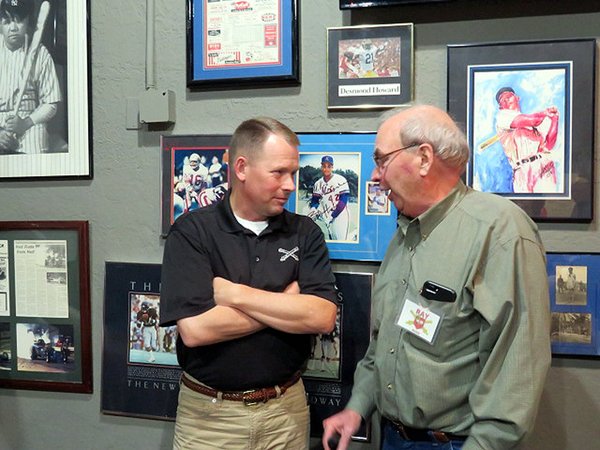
[308,155,352,241]
[0,0,62,155]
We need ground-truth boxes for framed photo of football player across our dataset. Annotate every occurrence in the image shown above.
[0,0,92,181]
[447,39,596,222]
[0,221,92,393]
[327,23,413,110]
[186,0,299,89]
[284,132,397,262]
[546,252,600,356]
[161,134,231,236]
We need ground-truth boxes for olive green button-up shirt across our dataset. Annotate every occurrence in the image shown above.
[346,180,551,450]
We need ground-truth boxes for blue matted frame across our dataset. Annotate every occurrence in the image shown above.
[186,0,299,88]
[285,133,397,262]
[547,252,600,356]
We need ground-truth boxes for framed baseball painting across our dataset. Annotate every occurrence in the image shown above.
[186,0,299,88]
[546,252,600,356]
[161,134,230,236]
[284,132,397,262]
[447,39,596,222]
[0,221,92,393]
[327,23,413,110]
[0,0,92,181]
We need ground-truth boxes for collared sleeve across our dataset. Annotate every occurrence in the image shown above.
[464,236,551,450]
[159,217,216,327]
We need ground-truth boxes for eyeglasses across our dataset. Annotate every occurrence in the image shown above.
[372,143,419,169]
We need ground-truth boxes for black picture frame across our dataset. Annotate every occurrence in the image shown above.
[303,271,373,441]
[546,252,600,356]
[340,0,450,8]
[0,221,92,393]
[186,0,299,89]
[0,0,92,181]
[101,262,181,420]
[327,23,413,110]
[447,39,596,222]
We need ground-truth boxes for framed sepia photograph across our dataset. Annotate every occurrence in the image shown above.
[186,0,299,89]
[285,133,397,261]
[303,271,373,442]
[0,0,92,181]
[161,134,230,236]
[327,23,413,110]
[547,252,600,356]
[0,221,92,393]
[102,262,181,421]
[447,39,596,221]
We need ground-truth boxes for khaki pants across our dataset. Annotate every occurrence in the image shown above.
[173,373,310,450]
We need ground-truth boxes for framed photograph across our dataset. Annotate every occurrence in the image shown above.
[161,134,230,236]
[546,253,600,356]
[286,133,397,261]
[186,0,299,89]
[0,221,91,393]
[0,0,92,181]
[303,271,373,441]
[447,39,596,222]
[102,262,181,420]
[327,23,413,110]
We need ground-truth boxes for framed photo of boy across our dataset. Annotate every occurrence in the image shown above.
[447,39,596,222]
[0,0,92,181]
[327,23,413,110]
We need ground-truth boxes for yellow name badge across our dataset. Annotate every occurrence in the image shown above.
[396,298,442,344]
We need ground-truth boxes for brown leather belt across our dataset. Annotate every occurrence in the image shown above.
[384,418,467,443]
[180,372,302,406]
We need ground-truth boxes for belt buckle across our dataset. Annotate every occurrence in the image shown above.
[243,389,259,406]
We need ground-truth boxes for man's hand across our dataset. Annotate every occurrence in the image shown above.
[322,409,362,450]
[5,115,32,136]
[0,130,18,153]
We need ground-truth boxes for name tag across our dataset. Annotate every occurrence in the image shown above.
[396,298,442,344]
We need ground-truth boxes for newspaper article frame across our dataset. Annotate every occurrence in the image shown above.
[0,221,91,393]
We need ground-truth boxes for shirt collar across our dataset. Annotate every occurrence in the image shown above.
[216,190,289,235]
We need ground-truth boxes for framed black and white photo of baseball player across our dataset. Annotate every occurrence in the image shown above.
[284,133,397,262]
[448,39,596,222]
[0,0,91,181]
[327,23,413,110]
[161,134,231,236]
[186,0,299,89]
[0,221,92,393]
[546,252,600,356]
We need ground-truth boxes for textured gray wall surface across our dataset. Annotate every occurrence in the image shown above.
[0,2,599,449]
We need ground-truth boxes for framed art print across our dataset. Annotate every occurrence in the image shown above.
[186,0,299,88]
[285,133,397,262]
[546,253,600,356]
[447,39,596,222]
[327,23,413,110]
[0,221,91,393]
[0,0,92,181]
[161,134,230,236]
[102,262,181,420]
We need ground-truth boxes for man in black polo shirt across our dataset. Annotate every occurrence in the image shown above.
[160,117,338,450]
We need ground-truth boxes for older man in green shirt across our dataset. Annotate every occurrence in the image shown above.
[323,105,550,450]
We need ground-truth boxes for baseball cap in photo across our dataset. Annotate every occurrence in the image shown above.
[495,87,515,104]
[1,0,34,17]
[321,155,334,165]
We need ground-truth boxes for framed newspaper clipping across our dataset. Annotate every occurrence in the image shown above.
[186,0,300,89]
[0,221,92,393]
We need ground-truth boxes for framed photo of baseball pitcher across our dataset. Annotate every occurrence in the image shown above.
[284,132,397,262]
[447,39,596,222]
[546,252,600,356]
[0,221,92,393]
[161,134,231,236]
[186,0,299,89]
[327,23,413,110]
[0,0,92,181]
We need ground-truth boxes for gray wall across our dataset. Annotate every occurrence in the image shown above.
[1,2,599,449]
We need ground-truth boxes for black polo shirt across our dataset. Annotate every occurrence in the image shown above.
[160,191,337,391]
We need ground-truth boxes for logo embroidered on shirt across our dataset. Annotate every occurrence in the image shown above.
[278,246,299,262]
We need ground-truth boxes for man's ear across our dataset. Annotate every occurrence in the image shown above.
[233,156,248,183]
[419,143,434,176]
